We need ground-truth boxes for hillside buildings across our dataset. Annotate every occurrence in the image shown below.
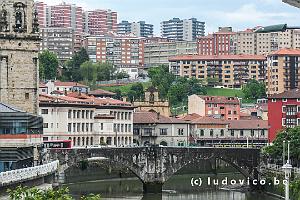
[266,48,300,95]
[161,18,205,41]
[188,95,241,120]
[118,20,154,37]
[169,55,266,88]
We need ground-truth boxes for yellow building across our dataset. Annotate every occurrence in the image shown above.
[267,48,300,95]
[169,55,266,88]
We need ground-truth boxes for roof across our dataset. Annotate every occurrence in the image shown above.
[228,120,268,130]
[198,95,240,104]
[39,83,47,88]
[54,81,88,88]
[269,88,300,99]
[89,89,116,96]
[255,24,287,33]
[269,48,300,56]
[179,113,202,121]
[191,116,229,125]
[0,102,24,113]
[133,112,188,124]
[169,54,266,61]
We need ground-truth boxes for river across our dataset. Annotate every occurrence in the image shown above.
[64,173,280,200]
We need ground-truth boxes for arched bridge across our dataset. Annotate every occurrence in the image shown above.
[49,147,260,193]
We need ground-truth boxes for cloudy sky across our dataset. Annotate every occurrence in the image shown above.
[40,0,300,34]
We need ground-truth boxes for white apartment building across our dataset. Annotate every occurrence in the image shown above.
[39,94,134,147]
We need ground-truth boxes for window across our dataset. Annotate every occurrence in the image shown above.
[43,123,48,128]
[251,130,254,137]
[73,110,76,118]
[282,98,287,102]
[82,123,85,132]
[77,111,80,119]
[86,111,89,119]
[128,124,132,132]
[73,123,76,132]
[240,130,244,137]
[272,99,277,102]
[25,93,29,99]
[210,129,214,137]
[86,123,89,132]
[160,128,168,135]
[68,110,72,118]
[41,109,48,114]
[144,128,153,135]
[228,111,232,115]
[282,106,286,113]
[133,128,140,135]
[90,123,93,132]
[101,123,104,130]
[231,130,234,136]
[77,123,80,132]
[220,129,224,136]
[68,123,72,132]
[200,130,204,136]
[261,130,265,136]
[178,129,184,136]
[82,110,85,119]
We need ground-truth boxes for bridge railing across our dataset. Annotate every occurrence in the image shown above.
[0,160,59,186]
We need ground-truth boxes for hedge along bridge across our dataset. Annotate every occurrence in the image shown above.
[49,147,260,193]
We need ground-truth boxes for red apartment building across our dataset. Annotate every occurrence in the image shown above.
[268,89,300,142]
[50,2,83,51]
[188,95,241,120]
[34,1,47,28]
[198,32,235,55]
[84,9,117,35]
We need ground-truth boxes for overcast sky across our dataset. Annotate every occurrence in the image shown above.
[40,0,300,35]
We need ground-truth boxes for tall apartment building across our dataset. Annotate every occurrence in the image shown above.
[40,28,75,62]
[169,55,266,88]
[117,21,154,37]
[198,31,236,55]
[144,41,198,67]
[117,20,132,35]
[34,1,47,28]
[84,33,144,79]
[161,18,205,41]
[49,2,83,52]
[267,48,300,95]
[83,9,117,35]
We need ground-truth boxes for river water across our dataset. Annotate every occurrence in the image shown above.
[65,174,280,200]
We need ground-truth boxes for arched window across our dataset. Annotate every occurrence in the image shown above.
[160,141,168,147]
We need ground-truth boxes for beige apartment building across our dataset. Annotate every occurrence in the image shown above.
[267,48,300,95]
[144,41,198,67]
[169,55,266,88]
[231,27,300,55]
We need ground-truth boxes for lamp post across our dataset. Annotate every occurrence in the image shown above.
[282,140,292,200]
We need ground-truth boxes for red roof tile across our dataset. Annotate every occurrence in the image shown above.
[169,54,266,61]
[54,81,88,87]
[199,95,240,104]
[268,88,300,99]
[228,120,268,129]
[191,116,229,125]
[133,112,188,124]
[89,89,116,96]
[269,48,300,56]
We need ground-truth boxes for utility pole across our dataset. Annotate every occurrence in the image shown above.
[282,140,292,200]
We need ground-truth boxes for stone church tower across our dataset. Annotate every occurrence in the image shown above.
[0,0,39,114]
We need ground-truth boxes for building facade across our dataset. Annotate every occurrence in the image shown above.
[117,20,132,35]
[117,20,154,37]
[198,31,236,55]
[83,9,117,35]
[40,27,75,62]
[161,18,205,41]
[0,103,43,172]
[267,48,300,95]
[0,0,40,114]
[133,112,190,147]
[268,89,300,142]
[144,40,198,67]
[39,93,134,147]
[84,34,144,78]
[188,95,241,120]
[169,55,266,88]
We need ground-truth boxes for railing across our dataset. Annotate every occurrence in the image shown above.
[261,163,300,175]
[0,160,59,186]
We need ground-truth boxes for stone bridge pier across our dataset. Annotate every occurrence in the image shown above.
[49,147,260,193]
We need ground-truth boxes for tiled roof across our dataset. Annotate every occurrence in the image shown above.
[0,102,24,113]
[133,112,188,124]
[269,48,300,56]
[39,83,47,88]
[169,54,266,61]
[54,81,88,87]
[191,116,229,125]
[179,113,202,121]
[228,120,268,129]
[89,89,116,96]
[199,95,240,104]
[268,88,300,99]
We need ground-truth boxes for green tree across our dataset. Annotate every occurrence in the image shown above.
[130,83,144,101]
[242,79,266,100]
[265,127,300,165]
[80,61,97,82]
[63,48,90,82]
[39,50,59,80]
[148,65,175,99]
[114,89,122,100]
[96,62,117,81]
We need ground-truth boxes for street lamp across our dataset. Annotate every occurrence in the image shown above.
[282,140,292,200]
